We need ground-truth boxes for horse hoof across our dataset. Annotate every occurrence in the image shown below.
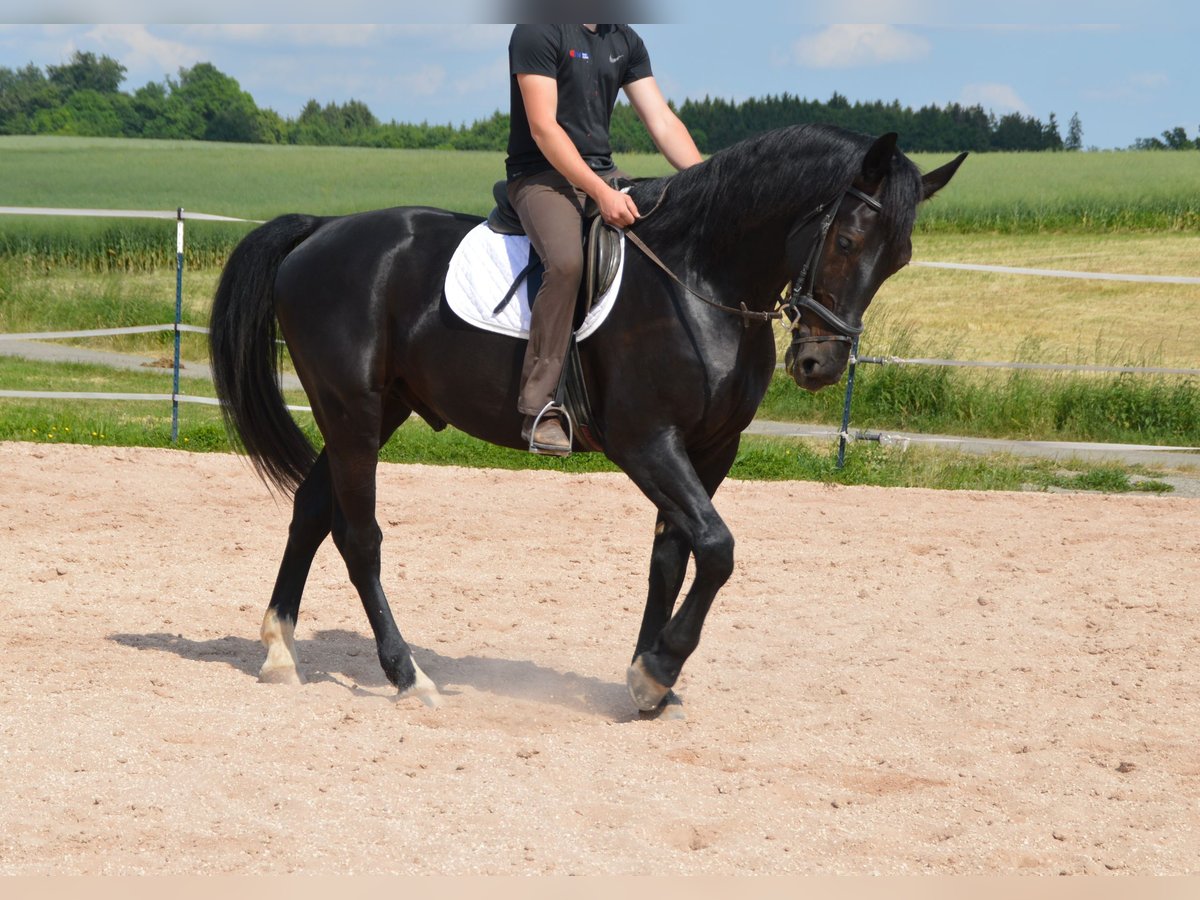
[627,657,670,711]
[660,690,686,719]
[397,660,441,708]
[642,690,686,721]
[398,684,441,708]
[399,686,441,708]
[258,664,303,685]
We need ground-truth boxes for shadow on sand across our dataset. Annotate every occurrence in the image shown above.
[108,628,640,720]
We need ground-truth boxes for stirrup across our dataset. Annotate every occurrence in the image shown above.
[528,402,573,457]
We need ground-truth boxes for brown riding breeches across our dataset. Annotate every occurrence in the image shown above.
[507,167,622,416]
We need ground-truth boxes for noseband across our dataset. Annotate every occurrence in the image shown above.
[784,186,883,347]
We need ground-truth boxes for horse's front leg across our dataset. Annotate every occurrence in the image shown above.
[628,513,692,717]
[617,433,740,713]
[633,511,689,660]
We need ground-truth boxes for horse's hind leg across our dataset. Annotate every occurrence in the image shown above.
[259,450,333,684]
[322,402,438,705]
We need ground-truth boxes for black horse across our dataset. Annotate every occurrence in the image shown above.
[209,123,965,714]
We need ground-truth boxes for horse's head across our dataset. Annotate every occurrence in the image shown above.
[784,134,966,391]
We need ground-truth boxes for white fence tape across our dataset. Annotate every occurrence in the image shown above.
[0,206,262,224]
[10,320,1200,379]
[0,324,208,342]
[913,260,1200,285]
[852,355,1200,377]
[1,390,177,402]
[0,389,310,413]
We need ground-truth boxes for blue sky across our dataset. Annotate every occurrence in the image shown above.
[1,3,1197,149]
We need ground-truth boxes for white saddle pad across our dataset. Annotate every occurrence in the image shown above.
[443,221,624,341]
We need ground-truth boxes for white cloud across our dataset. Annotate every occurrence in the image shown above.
[83,24,202,75]
[390,24,511,51]
[1129,71,1169,89]
[1083,71,1170,103]
[958,82,1031,115]
[181,24,509,51]
[451,54,508,98]
[397,64,447,98]
[793,24,931,68]
[184,25,380,48]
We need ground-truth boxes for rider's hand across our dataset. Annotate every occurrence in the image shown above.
[597,185,640,228]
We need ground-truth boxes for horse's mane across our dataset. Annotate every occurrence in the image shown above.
[630,123,922,258]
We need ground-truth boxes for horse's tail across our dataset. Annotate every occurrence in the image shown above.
[209,213,324,495]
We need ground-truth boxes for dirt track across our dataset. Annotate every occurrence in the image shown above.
[1,441,1198,875]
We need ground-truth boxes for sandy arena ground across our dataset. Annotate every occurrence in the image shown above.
[0,441,1197,875]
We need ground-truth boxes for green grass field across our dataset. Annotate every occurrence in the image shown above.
[2,135,1197,486]
[5,136,1199,229]
[3,135,1197,360]
[0,358,1175,493]
[906,149,1200,232]
[2,136,1199,271]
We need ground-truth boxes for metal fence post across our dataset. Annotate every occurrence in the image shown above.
[170,207,184,443]
[836,335,860,470]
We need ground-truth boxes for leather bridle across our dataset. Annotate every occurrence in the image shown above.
[624,183,883,335]
[782,185,883,347]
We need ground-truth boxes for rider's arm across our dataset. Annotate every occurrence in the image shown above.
[623,76,704,171]
[516,72,640,227]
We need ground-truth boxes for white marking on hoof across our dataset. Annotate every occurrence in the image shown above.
[397,659,441,708]
[258,664,303,685]
[657,691,687,720]
[259,608,304,685]
[627,657,670,712]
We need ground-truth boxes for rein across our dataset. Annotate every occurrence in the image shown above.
[624,184,882,334]
[622,229,781,326]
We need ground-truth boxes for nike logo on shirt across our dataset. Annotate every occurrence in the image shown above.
[609,54,623,63]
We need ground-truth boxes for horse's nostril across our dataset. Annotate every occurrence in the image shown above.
[801,357,818,376]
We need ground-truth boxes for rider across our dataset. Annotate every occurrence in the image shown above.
[506,23,703,454]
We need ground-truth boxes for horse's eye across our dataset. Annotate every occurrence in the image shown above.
[836,235,853,253]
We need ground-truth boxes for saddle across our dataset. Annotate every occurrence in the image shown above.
[485,179,626,454]
[487,179,624,324]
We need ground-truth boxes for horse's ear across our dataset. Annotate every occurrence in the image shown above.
[861,132,899,187]
[921,152,968,200]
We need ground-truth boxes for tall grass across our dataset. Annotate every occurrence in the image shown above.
[0,139,670,271]
[0,218,250,272]
[0,381,1174,494]
[0,138,502,272]
[0,258,214,359]
[760,323,1200,445]
[0,137,516,219]
[3,137,1200,272]
[908,150,1200,233]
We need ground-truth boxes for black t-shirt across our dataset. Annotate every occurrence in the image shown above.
[505,24,653,180]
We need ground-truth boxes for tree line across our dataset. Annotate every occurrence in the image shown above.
[2,51,1194,153]
[1131,127,1200,151]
